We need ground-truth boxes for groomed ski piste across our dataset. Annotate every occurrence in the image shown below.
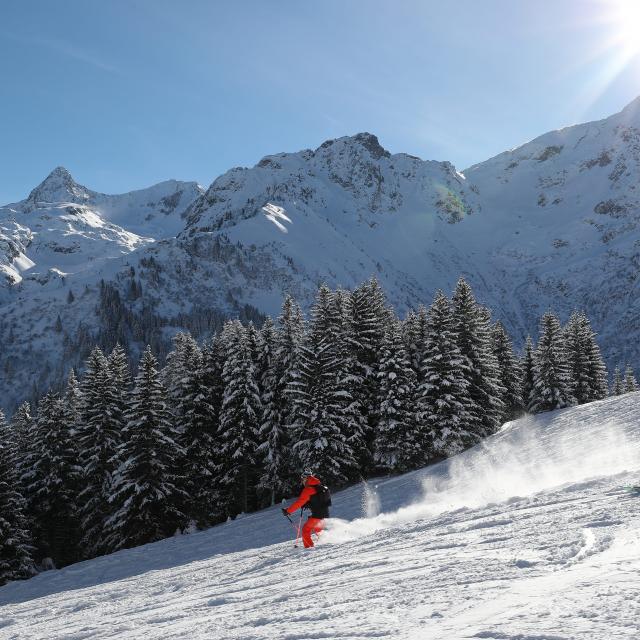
[2,394,640,639]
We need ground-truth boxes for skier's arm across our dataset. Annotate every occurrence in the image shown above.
[286,486,314,514]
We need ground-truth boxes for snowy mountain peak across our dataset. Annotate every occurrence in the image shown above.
[316,132,391,160]
[24,166,94,208]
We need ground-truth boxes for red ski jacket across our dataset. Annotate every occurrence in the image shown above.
[286,475,321,515]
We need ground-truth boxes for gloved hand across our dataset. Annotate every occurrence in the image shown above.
[281,508,289,517]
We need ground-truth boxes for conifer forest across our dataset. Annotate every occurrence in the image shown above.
[1,277,630,586]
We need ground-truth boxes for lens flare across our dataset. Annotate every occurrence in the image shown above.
[608,0,640,56]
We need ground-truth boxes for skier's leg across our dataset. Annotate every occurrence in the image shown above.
[302,518,316,548]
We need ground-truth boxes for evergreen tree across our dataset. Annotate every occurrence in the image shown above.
[108,344,131,428]
[21,394,81,567]
[0,411,34,586]
[522,336,535,411]
[624,364,638,393]
[328,288,367,480]
[245,321,262,370]
[374,320,419,472]
[529,312,574,413]
[184,333,226,525]
[76,347,122,557]
[349,278,390,471]
[564,312,608,404]
[418,291,473,457]
[9,402,32,484]
[288,292,358,486]
[63,369,82,428]
[403,305,428,382]
[257,317,292,504]
[163,332,202,412]
[612,366,624,396]
[216,321,262,517]
[491,321,524,421]
[582,319,609,401]
[260,296,305,498]
[106,347,186,551]
[451,279,505,440]
[179,336,222,527]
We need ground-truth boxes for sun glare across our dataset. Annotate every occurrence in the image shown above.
[608,0,640,55]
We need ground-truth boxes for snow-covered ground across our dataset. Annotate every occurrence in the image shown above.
[2,394,640,639]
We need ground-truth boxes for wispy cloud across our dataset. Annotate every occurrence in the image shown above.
[1,30,120,74]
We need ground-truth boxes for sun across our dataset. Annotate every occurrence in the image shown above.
[606,0,640,56]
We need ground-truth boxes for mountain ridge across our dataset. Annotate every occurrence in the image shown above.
[2,97,640,412]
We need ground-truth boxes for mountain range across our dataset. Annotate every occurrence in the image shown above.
[2,97,640,412]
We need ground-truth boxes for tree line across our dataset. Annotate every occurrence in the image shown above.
[0,277,629,586]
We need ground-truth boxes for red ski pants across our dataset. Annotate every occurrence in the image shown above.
[302,517,324,548]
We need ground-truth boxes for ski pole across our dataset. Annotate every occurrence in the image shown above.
[294,512,303,548]
[283,510,301,547]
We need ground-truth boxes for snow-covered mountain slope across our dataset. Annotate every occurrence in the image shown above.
[0,167,202,286]
[461,95,640,366]
[145,97,640,363]
[177,132,485,313]
[3,97,640,413]
[2,394,640,639]
[0,169,203,408]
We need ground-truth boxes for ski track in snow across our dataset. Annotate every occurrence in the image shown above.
[2,394,640,639]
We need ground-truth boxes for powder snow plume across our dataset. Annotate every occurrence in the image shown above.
[325,398,640,544]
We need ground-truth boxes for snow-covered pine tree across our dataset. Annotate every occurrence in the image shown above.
[329,288,367,481]
[288,290,357,486]
[528,312,575,413]
[245,321,262,370]
[522,336,535,411]
[179,337,222,527]
[9,402,32,486]
[563,313,591,405]
[63,369,82,428]
[256,317,291,505]
[184,333,226,526]
[105,347,187,551]
[108,344,131,431]
[162,332,202,413]
[76,346,122,558]
[21,393,81,567]
[216,321,262,517]
[581,316,609,401]
[624,364,638,393]
[0,410,34,586]
[451,279,505,440]
[200,332,227,433]
[349,277,391,472]
[418,291,473,457]
[402,305,428,382]
[491,321,524,421]
[259,296,305,500]
[374,320,419,472]
[564,312,608,404]
[612,366,624,396]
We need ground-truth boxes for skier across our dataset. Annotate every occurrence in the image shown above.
[282,471,331,548]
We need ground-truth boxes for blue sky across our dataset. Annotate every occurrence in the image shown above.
[1,0,639,203]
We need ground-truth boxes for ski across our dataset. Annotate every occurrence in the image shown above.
[622,485,640,494]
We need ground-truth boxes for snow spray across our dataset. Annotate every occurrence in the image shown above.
[324,399,640,544]
[361,480,381,518]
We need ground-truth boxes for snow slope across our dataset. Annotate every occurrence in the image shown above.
[2,394,640,639]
